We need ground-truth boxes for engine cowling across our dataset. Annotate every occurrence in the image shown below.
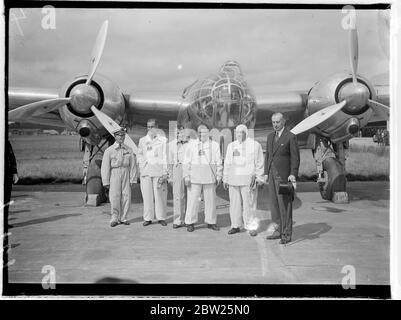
[307,72,375,142]
[59,74,125,145]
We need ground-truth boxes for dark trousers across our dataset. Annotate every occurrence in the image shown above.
[4,175,13,221]
[268,170,293,240]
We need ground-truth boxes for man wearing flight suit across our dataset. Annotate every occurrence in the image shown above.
[183,125,223,232]
[265,113,300,244]
[101,128,137,227]
[138,119,168,227]
[168,128,190,229]
[223,124,265,237]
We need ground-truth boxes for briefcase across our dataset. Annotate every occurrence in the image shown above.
[278,182,294,195]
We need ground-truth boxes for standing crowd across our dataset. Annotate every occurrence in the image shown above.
[101,113,300,244]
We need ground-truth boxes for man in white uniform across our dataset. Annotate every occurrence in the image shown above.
[168,128,191,229]
[101,128,137,227]
[223,124,265,236]
[183,125,223,232]
[138,119,168,227]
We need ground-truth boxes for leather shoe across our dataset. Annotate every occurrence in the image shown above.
[279,238,291,245]
[207,224,220,231]
[143,220,152,226]
[187,224,195,232]
[228,227,240,235]
[249,230,257,237]
[158,220,167,226]
[266,231,280,240]
[173,222,185,229]
[110,221,118,227]
[121,220,130,225]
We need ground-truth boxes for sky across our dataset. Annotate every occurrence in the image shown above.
[8,8,389,99]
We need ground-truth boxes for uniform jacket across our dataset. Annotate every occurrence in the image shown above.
[264,128,300,181]
[183,138,223,184]
[223,138,264,186]
[101,142,137,186]
[167,139,190,179]
[137,134,168,177]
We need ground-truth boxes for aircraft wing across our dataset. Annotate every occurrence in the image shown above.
[8,87,66,127]
[125,93,189,128]
[255,91,308,128]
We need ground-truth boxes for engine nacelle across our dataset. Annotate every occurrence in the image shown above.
[307,72,375,142]
[58,74,125,145]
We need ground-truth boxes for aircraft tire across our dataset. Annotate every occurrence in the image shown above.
[319,157,346,201]
[86,154,107,204]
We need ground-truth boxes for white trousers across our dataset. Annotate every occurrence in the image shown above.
[172,164,186,224]
[109,167,131,223]
[228,185,258,229]
[185,183,216,225]
[140,176,167,221]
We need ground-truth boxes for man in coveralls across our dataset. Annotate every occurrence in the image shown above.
[223,124,265,237]
[183,125,223,232]
[138,119,168,227]
[101,127,137,227]
[167,127,190,229]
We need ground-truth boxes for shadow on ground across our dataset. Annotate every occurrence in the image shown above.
[10,213,82,228]
[292,222,332,243]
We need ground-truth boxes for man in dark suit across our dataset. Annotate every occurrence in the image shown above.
[264,113,300,244]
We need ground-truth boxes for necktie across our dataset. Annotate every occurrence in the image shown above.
[274,131,279,142]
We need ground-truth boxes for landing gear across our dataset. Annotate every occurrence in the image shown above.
[313,137,349,203]
[82,140,109,206]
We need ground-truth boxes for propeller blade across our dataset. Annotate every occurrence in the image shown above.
[290,100,346,135]
[9,98,71,122]
[86,20,109,85]
[91,106,138,154]
[349,27,359,85]
[367,99,390,120]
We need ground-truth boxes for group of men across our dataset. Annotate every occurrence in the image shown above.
[101,112,300,244]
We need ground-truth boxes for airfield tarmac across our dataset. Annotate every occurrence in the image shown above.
[6,181,389,286]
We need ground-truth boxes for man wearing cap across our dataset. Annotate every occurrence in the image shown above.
[223,124,264,237]
[138,119,168,227]
[167,127,191,229]
[183,125,223,232]
[101,127,137,227]
[264,113,300,244]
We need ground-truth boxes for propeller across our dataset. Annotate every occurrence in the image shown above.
[291,101,346,135]
[9,98,71,121]
[86,20,109,85]
[9,21,109,123]
[349,27,359,85]
[367,99,390,119]
[91,106,138,154]
[292,14,389,136]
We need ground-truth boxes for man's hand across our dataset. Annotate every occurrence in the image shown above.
[223,182,229,190]
[184,177,191,187]
[288,175,296,190]
[13,174,19,184]
[216,178,222,186]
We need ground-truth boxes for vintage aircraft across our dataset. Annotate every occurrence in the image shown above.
[8,14,389,205]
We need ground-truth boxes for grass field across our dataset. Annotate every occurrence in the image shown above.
[9,135,389,183]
